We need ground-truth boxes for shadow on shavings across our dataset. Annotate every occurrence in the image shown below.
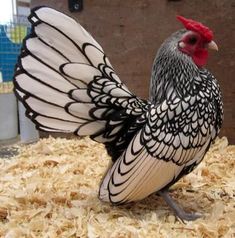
[0,136,234,237]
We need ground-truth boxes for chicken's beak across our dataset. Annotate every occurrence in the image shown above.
[208,41,219,51]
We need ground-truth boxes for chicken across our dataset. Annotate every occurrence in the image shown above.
[13,7,223,221]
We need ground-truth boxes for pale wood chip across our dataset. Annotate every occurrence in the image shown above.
[0,136,234,237]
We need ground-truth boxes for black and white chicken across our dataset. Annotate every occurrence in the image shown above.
[14,7,223,221]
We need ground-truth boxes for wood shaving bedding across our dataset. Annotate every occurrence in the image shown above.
[0,136,234,237]
[0,82,14,94]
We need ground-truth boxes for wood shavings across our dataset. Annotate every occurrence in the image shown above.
[0,207,8,220]
[0,136,234,237]
[0,82,14,94]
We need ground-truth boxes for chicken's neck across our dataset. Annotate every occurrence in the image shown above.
[149,43,201,105]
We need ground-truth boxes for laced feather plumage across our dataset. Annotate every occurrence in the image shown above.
[13,7,223,221]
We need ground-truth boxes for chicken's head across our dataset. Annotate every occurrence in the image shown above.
[177,15,218,67]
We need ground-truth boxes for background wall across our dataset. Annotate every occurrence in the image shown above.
[31,0,235,143]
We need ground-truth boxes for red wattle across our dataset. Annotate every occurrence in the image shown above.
[193,49,208,67]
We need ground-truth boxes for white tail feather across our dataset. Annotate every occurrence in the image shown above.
[14,6,146,145]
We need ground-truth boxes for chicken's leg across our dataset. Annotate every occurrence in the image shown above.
[158,190,202,222]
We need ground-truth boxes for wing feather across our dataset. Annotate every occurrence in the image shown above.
[99,130,183,203]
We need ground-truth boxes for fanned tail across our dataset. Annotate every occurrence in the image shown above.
[14,6,148,160]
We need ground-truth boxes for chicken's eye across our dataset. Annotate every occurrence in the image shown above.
[188,36,197,45]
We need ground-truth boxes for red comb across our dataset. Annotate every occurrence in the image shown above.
[176,15,213,42]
